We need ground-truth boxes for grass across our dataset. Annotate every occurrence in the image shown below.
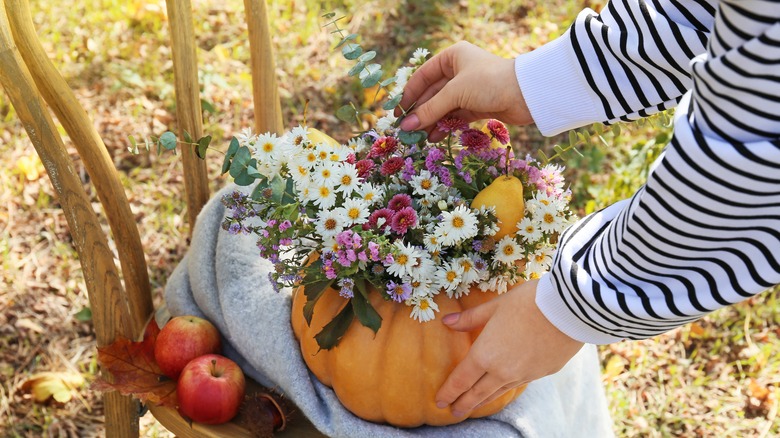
[1,0,778,436]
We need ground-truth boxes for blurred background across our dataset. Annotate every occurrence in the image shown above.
[0,0,777,436]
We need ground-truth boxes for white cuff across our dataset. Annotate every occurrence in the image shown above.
[535,273,623,345]
[515,34,605,137]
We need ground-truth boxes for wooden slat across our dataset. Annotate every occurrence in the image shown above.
[149,379,326,437]
[6,0,152,339]
[165,0,210,231]
[0,2,139,436]
[244,0,284,135]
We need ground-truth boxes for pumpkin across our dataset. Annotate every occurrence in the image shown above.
[291,283,526,427]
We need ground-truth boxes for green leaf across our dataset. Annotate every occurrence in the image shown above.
[269,175,289,203]
[380,76,397,87]
[201,99,217,114]
[335,33,357,49]
[568,130,577,147]
[361,69,383,88]
[351,279,382,334]
[314,303,355,350]
[342,43,362,60]
[196,135,211,159]
[358,51,376,62]
[222,137,240,174]
[322,12,336,19]
[229,146,252,178]
[347,60,366,77]
[382,94,403,110]
[74,307,92,322]
[398,130,427,146]
[159,131,178,151]
[250,176,270,200]
[303,278,333,326]
[183,130,193,144]
[335,104,357,123]
[611,124,621,137]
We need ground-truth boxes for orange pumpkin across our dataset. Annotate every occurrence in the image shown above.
[291,283,526,427]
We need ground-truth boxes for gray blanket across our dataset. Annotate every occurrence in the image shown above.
[164,184,615,437]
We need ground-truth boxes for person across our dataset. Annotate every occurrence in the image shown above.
[397,0,780,418]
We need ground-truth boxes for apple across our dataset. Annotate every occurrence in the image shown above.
[177,354,246,424]
[155,315,222,379]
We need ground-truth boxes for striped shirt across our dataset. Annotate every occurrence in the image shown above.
[515,0,780,344]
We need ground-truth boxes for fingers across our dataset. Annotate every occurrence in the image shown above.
[397,45,456,115]
[441,298,496,332]
[435,353,485,411]
[448,373,508,417]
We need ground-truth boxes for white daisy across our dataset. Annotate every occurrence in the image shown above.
[455,255,481,286]
[335,164,360,195]
[327,144,353,163]
[534,202,565,234]
[435,261,464,296]
[289,163,311,186]
[386,241,422,279]
[347,136,369,154]
[410,170,439,198]
[409,276,435,298]
[375,114,397,134]
[410,48,430,64]
[252,133,281,161]
[311,183,337,210]
[337,197,370,226]
[493,235,524,266]
[315,209,345,239]
[357,183,385,206]
[236,127,257,147]
[409,253,436,282]
[312,161,340,187]
[287,125,309,148]
[409,295,439,322]
[436,205,479,246]
[423,233,442,253]
[529,246,554,271]
[516,216,543,243]
[478,274,510,294]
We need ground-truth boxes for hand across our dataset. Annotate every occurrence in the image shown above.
[396,41,532,142]
[436,280,584,417]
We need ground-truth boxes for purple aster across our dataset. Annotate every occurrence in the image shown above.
[401,157,416,181]
[386,281,412,303]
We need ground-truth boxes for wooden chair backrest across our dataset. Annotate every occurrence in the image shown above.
[0,0,282,435]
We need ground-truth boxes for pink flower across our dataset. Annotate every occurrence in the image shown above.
[380,156,405,176]
[346,153,356,164]
[486,119,510,145]
[390,206,417,235]
[355,159,375,179]
[388,193,412,211]
[436,116,469,133]
[370,136,399,158]
[460,128,491,151]
[367,208,395,231]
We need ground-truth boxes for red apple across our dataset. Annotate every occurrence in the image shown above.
[177,354,246,424]
[155,315,222,379]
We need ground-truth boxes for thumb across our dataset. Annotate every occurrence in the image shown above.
[442,299,496,332]
[402,80,462,132]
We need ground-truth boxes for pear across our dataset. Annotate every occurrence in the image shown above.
[471,175,525,239]
[307,127,341,147]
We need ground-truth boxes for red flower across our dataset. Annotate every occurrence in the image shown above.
[367,208,395,231]
[390,207,418,235]
[370,136,399,158]
[459,128,491,151]
[355,159,375,179]
[387,193,412,211]
[436,116,469,133]
[487,119,510,145]
[380,156,405,176]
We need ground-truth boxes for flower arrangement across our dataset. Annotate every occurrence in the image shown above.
[218,16,574,349]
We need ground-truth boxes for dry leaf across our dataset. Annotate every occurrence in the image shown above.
[15,155,44,181]
[92,319,178,407]
[22,371,85,403]
[603,355,626,380]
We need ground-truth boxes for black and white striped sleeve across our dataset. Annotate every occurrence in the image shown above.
[519,0,780,344]
[516,0,718,136]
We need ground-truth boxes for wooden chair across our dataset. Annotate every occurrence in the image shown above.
[0,0,321,435]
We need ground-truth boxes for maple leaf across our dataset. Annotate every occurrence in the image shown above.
[92,319,178,407]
